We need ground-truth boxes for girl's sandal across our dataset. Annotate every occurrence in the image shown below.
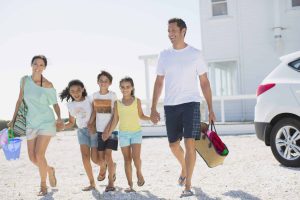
[82,185,95,191]
[105,186,116,192]
[137,177,145,187]
[37,186,48,196]
[97,164,107,181]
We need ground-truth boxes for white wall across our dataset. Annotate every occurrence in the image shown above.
[199,0,239,62]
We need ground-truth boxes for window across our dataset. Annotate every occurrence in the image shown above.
[212,0,228,16]
[288,59,300,72]
[292,0,300,7]
[208,61,238,96]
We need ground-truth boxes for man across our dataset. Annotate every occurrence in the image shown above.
[150,18,216,197]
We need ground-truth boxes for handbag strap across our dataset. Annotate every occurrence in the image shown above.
[210,121,217,132]
[20,76,27,97]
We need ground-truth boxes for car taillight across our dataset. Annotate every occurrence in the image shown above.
[256,83,276,96]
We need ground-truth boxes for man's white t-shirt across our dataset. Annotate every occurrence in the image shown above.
[67,97,92,129]
[156,45,208,106]
[91,91,117,132]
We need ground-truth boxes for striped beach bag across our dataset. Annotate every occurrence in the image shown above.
[13,76,28,136]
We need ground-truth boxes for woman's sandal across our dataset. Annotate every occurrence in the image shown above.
[97,164,107,181]
[105,186,116,192]
[48,167,57,187]
[37,186,48,196]
[178,176,186,186]
[82,185,96,191]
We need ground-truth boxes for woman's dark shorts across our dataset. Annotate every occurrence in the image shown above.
[164,102,201,143]
[97,131,118,151]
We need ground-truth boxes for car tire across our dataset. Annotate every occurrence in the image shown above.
[270,117,300,167]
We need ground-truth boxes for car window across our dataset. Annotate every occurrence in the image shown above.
[288,58,300,72]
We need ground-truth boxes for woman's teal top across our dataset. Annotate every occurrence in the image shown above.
[23,76,57,132]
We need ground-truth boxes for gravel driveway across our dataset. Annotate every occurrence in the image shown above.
[0,131,299,200]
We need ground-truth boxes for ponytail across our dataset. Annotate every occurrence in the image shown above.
[59,86,72,102]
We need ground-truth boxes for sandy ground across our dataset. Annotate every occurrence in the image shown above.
[1,130,300,200]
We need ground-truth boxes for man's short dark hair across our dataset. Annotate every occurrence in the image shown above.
[168,18,187,31]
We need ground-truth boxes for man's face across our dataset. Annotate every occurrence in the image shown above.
[168,22,185,44]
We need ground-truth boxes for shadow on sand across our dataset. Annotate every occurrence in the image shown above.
[193,187,221,200]
[91,187,167,200]
[279,164,300,171]
[223,190,261,200]
[38,188,58,200]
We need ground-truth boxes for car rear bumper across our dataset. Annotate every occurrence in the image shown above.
[254,122,270,143]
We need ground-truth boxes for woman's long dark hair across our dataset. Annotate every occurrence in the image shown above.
[120,76,135,97]
[60,79,87,102]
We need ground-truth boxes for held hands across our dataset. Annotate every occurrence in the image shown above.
[102,130,111,141]
[87,123,96,135]
[56,119,64,132]
[150,108,160,124]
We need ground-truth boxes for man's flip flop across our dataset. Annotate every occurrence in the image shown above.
[180,190,194,198]
[178,176,186,186]
[37,186,48,196]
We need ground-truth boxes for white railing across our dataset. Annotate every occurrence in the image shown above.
[210,94,256,123]
[141,94,257,124]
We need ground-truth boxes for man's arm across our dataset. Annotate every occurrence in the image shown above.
[150,75,164,124]
[199,73,216,123]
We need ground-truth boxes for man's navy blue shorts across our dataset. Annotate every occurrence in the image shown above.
[164,102,201,143]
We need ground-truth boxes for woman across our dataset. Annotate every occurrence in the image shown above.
[8,55,64,196]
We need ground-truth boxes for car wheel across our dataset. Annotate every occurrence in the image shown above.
[270,118,300,167]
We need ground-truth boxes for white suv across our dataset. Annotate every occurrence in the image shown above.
[255,51,300,167]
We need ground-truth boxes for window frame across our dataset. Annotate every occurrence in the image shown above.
[291,0,300,8]
[211,0,228,17]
